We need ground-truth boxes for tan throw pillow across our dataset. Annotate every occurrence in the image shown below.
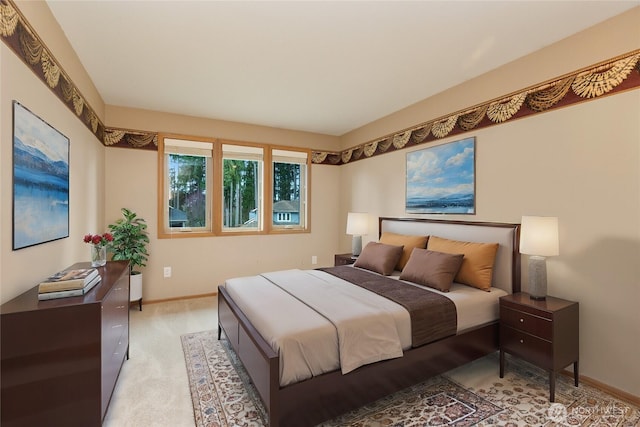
[427,236,499,291]
[399,249,464,292]
[379,232,429,271]
[353,242,404,276]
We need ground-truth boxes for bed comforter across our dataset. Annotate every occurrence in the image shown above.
[319,266,457,347]
[223,267,458,385]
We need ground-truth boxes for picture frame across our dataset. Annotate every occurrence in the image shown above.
[12,101,70,250]
[406,137,476,214]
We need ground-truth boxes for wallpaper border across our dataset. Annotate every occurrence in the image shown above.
[1,0,105,142]
[316,50,640,165]
[2,0,638,161]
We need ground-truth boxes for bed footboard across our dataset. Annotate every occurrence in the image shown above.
[219,283,498,427]
[277,322,498,426]
[218,286,280,427]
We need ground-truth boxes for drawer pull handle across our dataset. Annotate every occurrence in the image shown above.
[116,305,125,309]
[112,324,123,329]
[519,339,524,344]
[520,318,524,323]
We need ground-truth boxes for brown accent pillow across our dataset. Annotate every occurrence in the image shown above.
[353,242,404,276]
[379,232,429,271]
[400,249,464,292]
[427,236,499,291]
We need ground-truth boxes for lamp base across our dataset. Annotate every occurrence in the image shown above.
[352,235,362,256]
[528,255,548,300]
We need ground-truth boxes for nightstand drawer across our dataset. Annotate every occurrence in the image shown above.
[501,325,553,368]
[334,253,356,266]
[500,306,552,339]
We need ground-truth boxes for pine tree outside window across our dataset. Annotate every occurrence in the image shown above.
[222,144,263,232]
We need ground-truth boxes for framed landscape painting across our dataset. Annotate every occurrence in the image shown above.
[13,101,70,250]
[406,137,476,214]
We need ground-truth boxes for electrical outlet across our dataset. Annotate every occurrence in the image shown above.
[163,266,172,278]
[311,256,318,265]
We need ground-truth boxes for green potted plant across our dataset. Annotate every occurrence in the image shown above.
[108,208,149,310]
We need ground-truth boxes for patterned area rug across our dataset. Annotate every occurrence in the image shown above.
[181,330,640,427]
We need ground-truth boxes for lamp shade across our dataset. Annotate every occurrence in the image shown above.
[346,212,368,235]
[520,216,559,256]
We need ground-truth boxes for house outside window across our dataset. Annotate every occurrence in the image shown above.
[272,149,308,230]
[161,137,213,235]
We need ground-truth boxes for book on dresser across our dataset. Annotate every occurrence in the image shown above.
[38,267,99,293]
[38,274,101,301]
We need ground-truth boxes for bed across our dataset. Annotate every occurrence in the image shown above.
[217,217,521,427]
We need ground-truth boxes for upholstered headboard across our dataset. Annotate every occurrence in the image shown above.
[379,217,521,294]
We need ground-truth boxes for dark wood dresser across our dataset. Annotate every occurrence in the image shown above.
[499,292,579,402]
[1,261,130,427]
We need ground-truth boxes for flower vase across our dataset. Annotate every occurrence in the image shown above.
[91,244,107,267]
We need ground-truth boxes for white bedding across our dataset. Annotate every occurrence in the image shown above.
[223,267,506,386]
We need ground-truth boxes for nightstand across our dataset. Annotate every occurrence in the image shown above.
[499,292,579,402]
[334,253,356,266]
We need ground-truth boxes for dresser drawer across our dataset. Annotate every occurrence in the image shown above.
[501,325,553,369]
[500,306,552,340]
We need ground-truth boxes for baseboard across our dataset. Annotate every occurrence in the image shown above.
[139,292,218,306]
[561,369,640,405]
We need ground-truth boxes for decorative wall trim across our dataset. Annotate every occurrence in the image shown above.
[312,50,640,165]
[2,1,639,157]
[104,128,158,150]
[1,0,104,142]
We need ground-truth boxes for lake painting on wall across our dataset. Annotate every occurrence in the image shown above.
[406,137,475,214]
[13,101,69,250]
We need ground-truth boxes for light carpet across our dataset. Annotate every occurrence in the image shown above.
[181,330,640,426]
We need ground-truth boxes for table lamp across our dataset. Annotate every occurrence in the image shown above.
[346,212,368,256]
[520,216,559,300]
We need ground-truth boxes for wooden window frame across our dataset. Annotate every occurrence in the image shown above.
[157,134,311,239]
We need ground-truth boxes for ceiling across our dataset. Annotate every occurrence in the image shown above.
[45,1,636,136]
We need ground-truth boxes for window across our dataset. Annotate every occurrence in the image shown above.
[222,144,263,232]
[158,135,310,237]
[272,149,308,230]
[277,212,291,222]
[160,137,213,236]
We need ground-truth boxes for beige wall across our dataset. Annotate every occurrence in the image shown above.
[0,44,106,303]
[104,108,341,302]
[337,8,640,397]
[1,1,107,304]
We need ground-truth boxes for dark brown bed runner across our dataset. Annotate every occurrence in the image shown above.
[318,266,457,347]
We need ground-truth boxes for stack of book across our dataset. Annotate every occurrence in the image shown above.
[38,268,101,301]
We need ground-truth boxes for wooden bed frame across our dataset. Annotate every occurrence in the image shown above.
[218,218,521,427]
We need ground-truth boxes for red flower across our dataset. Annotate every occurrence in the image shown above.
[84,233,113,247]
